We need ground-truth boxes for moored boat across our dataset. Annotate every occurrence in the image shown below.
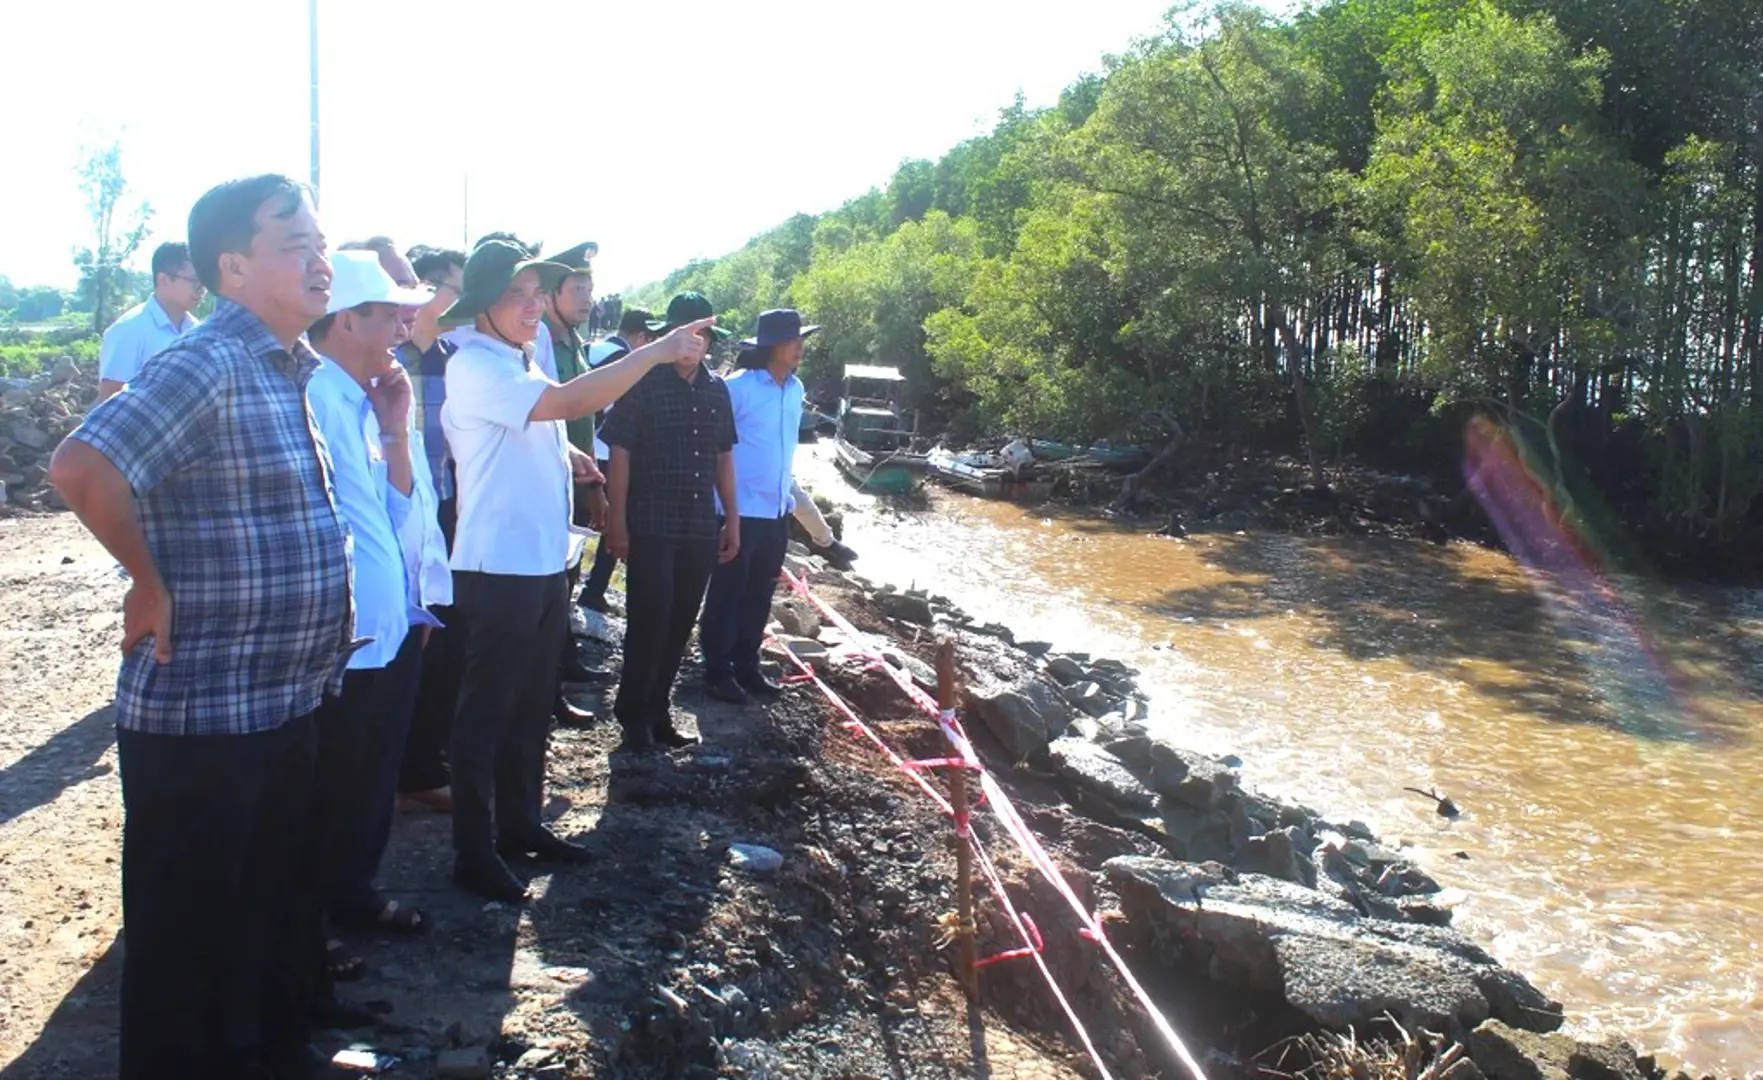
[833,365,926,494]
[926,447,1055,501]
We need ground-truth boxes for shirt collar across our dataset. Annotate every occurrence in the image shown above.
[547,318,583,354]
[146,296,176,331]
[209,297,322,384]
[450,326,529,364]
[311,355,369,407]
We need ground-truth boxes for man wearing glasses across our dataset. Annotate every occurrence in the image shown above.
[95,241,206,402]
[393,245,467,815]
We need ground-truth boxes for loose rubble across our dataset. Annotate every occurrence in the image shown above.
[792,548,1704,1080]
[0,358,92,509]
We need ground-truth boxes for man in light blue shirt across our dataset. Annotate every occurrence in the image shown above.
[304,251,449,955]
[95,242,205,401]
[700,308,815,705]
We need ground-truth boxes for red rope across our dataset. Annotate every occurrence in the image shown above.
[777,568,1210,1080]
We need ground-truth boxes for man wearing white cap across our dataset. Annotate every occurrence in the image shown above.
[304,251,451,967]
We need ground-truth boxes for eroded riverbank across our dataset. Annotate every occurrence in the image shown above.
[798,443,1763,1075]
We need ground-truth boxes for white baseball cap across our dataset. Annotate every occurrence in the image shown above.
[325,250,434,315]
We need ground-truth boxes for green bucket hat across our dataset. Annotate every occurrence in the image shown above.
[646,291,732,340]
[439,240,570,324]
[537,240,599,290]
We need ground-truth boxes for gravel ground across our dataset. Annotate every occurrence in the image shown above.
[0,509,1121,1080]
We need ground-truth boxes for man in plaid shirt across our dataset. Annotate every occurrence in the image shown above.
[602,292,741,753]
[50,174,354,1080]
[393,245,466,814]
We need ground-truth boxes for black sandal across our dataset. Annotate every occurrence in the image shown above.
[325,940,365,983]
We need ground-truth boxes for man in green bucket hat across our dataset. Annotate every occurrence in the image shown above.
[439,242,716,902]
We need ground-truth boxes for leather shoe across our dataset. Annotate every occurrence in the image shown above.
[502,828,593,864]
[266,1042,343,1079]
[452,856,529,903]
[736,672,783,700]
[553,696,596,728]
[653,723,700,749]
[704,677,751,706]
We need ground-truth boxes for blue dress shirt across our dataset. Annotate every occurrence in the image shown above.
[308,359,420,671]
[719,366,803,521]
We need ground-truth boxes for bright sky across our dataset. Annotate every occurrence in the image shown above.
[0,0,1196,295]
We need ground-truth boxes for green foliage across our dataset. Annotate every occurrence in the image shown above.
[0,332,99,378]
[631,0,1763,542]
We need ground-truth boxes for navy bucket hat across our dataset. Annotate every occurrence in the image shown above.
[738,308,821,351]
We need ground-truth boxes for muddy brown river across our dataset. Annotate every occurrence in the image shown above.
[798,446,1763,1074]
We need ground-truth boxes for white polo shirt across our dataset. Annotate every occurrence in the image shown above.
[441,329,575,576]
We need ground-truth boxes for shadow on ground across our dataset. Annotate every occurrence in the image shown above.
[0,705,115,828]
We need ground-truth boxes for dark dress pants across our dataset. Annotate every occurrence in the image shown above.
[117,714,318,1080]
[312,629,423,922]
[699,515,791,684]
[449,570,568,861]
[579,463,618,606]
[614,534,719,736]
[399,493,457,794]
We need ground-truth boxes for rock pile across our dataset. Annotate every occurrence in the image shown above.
[764,510,1689,1080]
[0,358,93,508]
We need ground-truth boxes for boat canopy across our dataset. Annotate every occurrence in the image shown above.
[845,364,906,382]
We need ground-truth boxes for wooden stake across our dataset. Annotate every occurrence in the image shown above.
[936,639,978,1000]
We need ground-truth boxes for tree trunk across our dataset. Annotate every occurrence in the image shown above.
[1270,308,1329,490]
[1109,418,1186,515]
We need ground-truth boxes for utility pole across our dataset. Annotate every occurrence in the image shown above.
[308,0,320,201]
[462,173,470,248]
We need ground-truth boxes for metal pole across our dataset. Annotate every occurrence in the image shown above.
[462,173,470,248]
[308,0,320,201]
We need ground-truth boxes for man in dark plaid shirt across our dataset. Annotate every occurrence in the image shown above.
[602,291,740,752]
[50,174,353,1080]
[393,245,466,813]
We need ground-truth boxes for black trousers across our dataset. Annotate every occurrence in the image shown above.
[699,516,791,684]
[117,714,318,1080]
[399,494,457,794]
[450,570,568,861]
[614,534,718,735]
[313,630,423,921]
[580,462,618,606]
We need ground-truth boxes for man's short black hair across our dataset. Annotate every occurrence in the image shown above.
[412,247,467,284]
[474,232,540,257]
[187,175,307,292]
[150,242,191,281]
[617,309,655,337]
[308,312,338,343]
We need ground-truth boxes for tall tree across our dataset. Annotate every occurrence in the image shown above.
[72,141,153,334]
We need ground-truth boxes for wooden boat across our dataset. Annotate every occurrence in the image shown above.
[1029,438,1149,470]
[833,365,927,494]
[834,435,925,494]
[926,447,1055,501]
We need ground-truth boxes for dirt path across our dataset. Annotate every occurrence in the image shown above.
[0,510,1099,1080]
[0,512,127,1077]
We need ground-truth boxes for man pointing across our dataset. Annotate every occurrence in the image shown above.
[439,241,714,902]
